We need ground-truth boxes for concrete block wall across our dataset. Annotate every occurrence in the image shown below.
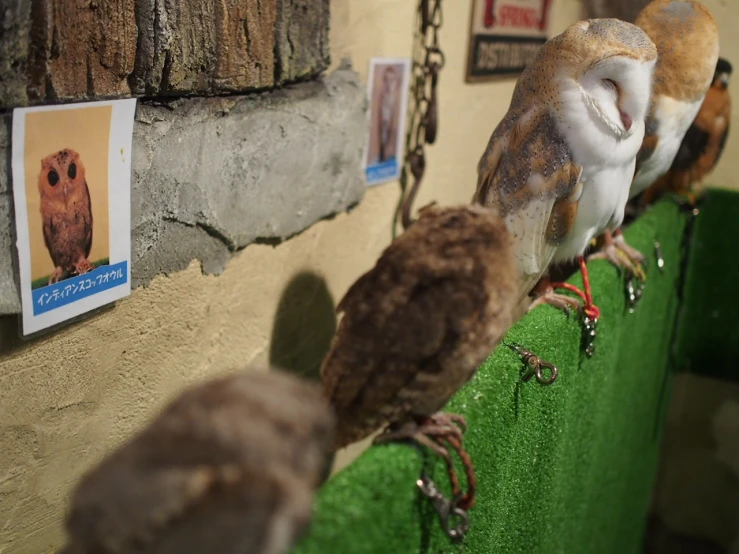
[0,0,368,315]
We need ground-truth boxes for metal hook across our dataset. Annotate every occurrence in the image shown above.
[505,343,559,385]
[417,472,470,541]
[625,272,646,314]
[654,241,665,273]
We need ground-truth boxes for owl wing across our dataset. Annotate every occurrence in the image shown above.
[700,87,731,172]
[321,254,461,447]
[473,107,582,301]
[83,180,93,259]
[41,215,61,268]
[669,87,731,179]
[635,114,660,177]
[670,121,710,172]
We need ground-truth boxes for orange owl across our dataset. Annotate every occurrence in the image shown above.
[38,149,94,285]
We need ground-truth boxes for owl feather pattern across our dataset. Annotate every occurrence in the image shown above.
[38,148,94,285]
[59,369,335,554]
[473,19,657,307]
[321,204,519,449]
[630,0,720,198]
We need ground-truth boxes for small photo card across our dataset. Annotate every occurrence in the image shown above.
[363,57,412,186]
[11,98,137,336]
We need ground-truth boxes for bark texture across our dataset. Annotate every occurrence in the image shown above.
[0,0,331,109]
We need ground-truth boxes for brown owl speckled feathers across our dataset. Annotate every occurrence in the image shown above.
[321,204,519,449]
[58,369,335,554]
[639,57,732,206]
[38,148,94,285]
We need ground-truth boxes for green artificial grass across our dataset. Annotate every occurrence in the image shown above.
[674,188,739,383]
[292,199,691,554]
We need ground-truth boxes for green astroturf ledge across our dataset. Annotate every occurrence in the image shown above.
[292,199,692,554]
[674,187,739,384]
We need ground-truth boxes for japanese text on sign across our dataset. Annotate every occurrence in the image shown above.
[32,261,128,316]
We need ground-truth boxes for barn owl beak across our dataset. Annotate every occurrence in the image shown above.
[619,110,632,132]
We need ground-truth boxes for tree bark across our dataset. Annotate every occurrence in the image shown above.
[0,0,331,109]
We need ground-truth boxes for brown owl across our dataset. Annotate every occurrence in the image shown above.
[38,148,94,285]
[320,204,519,511]
[58,368,336,554]
[322,203,518,449]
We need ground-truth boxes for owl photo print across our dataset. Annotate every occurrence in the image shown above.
[11,99,137,336]
[364,58,412,186]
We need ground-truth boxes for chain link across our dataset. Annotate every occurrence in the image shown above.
[398,0,444,232]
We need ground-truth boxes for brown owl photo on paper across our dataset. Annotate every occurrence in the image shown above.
[38,148,95,285]
[12,99,133,336]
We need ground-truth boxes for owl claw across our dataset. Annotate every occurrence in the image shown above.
[74,259,95,276]
[374,412,476,515]
[375,412,467,450]
[587,238,646,281]
[527,290,583,317]
[48,267,64,285]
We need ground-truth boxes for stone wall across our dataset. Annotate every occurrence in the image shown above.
[0,0,368,315]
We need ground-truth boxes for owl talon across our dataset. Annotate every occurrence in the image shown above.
[428,412,468,436]
[48,267,64,285]
[74,259,95,276]
[374,411,476,513]
[375,412,466,453]
[587,240,646,281]
[527,290,583,317]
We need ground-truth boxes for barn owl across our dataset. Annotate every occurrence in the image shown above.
[639,57,732,208]
[321,203,518,510]
[472,19,657,330]
[38,148,94,285]
[59,369,335,554]
[589,0,720,272]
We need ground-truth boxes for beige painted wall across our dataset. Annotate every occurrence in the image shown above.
[0,1,737,552]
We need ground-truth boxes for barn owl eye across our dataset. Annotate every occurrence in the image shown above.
[602,78,618,94]
[68,163,77,179]
[48,169,59,186]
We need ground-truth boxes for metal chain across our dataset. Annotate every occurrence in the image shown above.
[397,0,444,233]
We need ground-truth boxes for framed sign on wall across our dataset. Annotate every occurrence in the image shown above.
[466,0,553,82]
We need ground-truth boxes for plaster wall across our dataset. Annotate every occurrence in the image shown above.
[2,0,738,552]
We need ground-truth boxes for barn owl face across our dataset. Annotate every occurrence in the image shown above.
[38,149,86,200]
[546,19,658,166]
[578,54,654,138]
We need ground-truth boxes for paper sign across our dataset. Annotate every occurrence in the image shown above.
[11,98,137,336]
[363,57,412,186]
[466,0,553,81]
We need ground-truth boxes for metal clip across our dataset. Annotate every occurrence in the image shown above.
[654,241,665,273]
[424,63,440,144]
[505,343,559,385]
[417,472,470,541]
[582,314,598,358]
[625,274,646,314]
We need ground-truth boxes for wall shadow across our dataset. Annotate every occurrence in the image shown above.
[0,315,23,354]
[269,271,337,383]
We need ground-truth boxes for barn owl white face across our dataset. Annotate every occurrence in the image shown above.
[579,54,656,139]
[558,51,656,168]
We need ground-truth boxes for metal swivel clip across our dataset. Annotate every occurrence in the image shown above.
[416,471,470,541]
[505,343,559,385]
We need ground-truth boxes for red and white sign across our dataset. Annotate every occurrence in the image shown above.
[467,0,553,81]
